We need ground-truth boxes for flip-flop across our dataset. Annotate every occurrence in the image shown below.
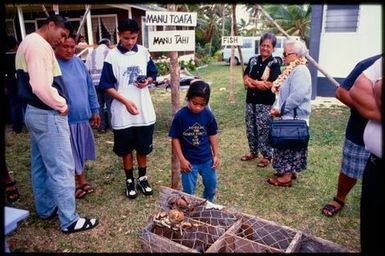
[240,154,257,161]
[75,187,87,199]
[321,197,345,217]
[80,183,94,194]
[5,180,20,202]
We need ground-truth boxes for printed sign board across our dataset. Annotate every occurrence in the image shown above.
[148,30,195,52]
[221,36,243,46]
[145,11,197,26]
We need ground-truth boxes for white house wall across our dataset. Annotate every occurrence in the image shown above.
[317,4,382,78]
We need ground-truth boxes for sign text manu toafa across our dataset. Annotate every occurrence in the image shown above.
[145,11,197,26]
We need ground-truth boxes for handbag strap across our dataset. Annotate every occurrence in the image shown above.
[280,101,298,119]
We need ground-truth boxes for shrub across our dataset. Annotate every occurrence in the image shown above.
[213,50,223,62]
[154,56,196,76]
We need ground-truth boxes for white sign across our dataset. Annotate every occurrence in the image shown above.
[145,11,197,26]
[148,30,195,52]
[221,36,243,46]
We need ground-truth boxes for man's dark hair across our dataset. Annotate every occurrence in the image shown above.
[186,80,211,103]
[41,14,74,34]
[67,33,77,41]
[260,32,277,48]
[117,19,139,33]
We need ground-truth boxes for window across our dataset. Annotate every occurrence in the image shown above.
[24,21,37,35]
[325,5,360,32]
[6,19,17,40]
[242,38,252,48]
[91,15,118,45]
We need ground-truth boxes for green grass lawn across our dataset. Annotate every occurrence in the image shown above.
[5,62,359,252]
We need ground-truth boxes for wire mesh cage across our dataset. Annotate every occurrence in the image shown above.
[139,186,350,253]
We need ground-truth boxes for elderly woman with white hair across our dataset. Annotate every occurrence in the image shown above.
[267,39,312,187]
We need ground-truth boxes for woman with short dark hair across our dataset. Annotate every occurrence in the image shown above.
[240,32,281,168]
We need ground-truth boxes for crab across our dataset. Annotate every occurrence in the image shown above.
[153,209,196,235]
[167,194,207,213]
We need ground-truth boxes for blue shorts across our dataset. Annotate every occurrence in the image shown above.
[341,138,370,179]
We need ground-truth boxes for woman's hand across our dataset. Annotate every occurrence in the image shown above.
[243,76,252,88]
[271,107,280,117]
[91,113,101,128]
[263,81,273,89]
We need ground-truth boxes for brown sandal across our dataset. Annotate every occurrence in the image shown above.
[80,183,94,194]
[274,172,297,179]
[75,187,87,199]
[257,158,271,167]
[266,177,292,187]
[240,153,257,161]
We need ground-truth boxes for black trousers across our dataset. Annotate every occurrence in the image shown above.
[360,154,384,253]
[96,87,112,131]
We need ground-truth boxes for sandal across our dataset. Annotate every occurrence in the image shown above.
[80,183,94,194]
[266,177,292,187]
[321,197,345,217]
[240,153,257,161]
[75,187,87,199]
[5,180,20,202]
[274,172,297,179]
[257,158,271,168]
[62,217,99,234]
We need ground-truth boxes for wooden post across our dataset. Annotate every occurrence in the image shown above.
[168,4,182,191]
[228,4,236,104]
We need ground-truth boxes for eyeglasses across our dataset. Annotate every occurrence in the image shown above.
[283,52,296,57]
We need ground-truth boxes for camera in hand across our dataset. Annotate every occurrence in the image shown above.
[136,75,147,83]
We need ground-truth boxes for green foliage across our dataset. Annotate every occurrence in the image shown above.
[154,56,170,76]
[213,50,223,62]
[154,56,196,76]
[179,59,196,72]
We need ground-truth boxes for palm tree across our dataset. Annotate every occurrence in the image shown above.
[194,4,224,56]
[245,4,311,45]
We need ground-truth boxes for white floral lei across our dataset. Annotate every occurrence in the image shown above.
[271,57,307,94]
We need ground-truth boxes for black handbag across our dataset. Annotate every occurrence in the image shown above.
[268,104,309,149]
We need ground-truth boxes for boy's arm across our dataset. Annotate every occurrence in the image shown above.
[105,88,139,115]
[209,134,219,169]
[171,138,192,172]
[99,60,139,115]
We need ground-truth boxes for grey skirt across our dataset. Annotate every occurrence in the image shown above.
[69,122,96,175]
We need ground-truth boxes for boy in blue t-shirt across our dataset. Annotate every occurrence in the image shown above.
[168,80,219,202]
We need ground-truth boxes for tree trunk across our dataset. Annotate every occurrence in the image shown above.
[228,4,236,104]
[233,6,244,76]
[221,4,225,38]
[168,4,182,191]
